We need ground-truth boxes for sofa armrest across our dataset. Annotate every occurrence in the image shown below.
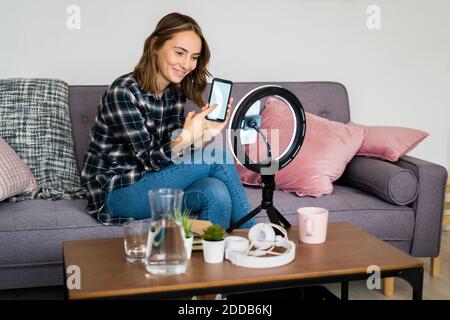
[340,155,447,257]
[395,155,448,257]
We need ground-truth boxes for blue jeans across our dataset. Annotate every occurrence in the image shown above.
[100,148,255,229]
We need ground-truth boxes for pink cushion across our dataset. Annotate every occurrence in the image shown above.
[348,122,429,162]
[236,97,367,197]
[0,137,38,201]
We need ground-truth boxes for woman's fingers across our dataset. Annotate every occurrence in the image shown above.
[202,103,218,116]
[186,111,195,120]
[199,98,232,119]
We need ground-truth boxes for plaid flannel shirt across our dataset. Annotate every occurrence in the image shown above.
[81,73,186,217]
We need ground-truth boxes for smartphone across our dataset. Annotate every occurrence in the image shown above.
[205,78,233,122]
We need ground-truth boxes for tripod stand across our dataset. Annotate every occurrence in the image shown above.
[226,174,291,233]
[225,86,306,234]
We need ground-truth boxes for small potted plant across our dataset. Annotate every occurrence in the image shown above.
[202,224,226,263]
[170,209,194,259]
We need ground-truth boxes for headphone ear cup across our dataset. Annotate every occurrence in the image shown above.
[248,223,276,250]
[248,223,264,244]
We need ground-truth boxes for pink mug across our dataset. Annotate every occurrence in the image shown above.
[297,207,329,244]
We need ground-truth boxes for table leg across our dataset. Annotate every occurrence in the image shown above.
[341,281,349,301]
[396,268,424,301]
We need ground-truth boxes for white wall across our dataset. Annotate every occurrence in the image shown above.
[1,0,449,167]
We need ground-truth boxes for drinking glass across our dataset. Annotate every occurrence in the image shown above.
[123,219,151,263]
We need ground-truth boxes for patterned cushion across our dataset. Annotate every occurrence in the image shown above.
[0,137,38,201]
[0,78,85,201]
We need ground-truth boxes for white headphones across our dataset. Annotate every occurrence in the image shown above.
[247,223,288,253]
[225,223,296,268]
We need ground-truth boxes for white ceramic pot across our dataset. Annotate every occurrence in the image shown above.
[202,239,225,263]
[184,236,193,259]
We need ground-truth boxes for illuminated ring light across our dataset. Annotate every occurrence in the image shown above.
[227,85,306,174]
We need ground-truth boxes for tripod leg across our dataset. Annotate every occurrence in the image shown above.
[273,206,291,228]
[267,206,289,236]
[226,205,262,233]
[266,206,281,225]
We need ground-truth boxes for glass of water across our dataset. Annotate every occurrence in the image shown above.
[123,219,151,263]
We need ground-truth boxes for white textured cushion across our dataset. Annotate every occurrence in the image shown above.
[0,137,37,201]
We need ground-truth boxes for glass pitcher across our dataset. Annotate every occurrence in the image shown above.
[146,188,187,275]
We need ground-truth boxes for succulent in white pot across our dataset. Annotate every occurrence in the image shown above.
[202,224,226,263]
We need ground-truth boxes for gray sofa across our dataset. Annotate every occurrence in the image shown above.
[0,81,447,291]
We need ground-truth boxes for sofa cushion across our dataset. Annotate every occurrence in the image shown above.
[247,184,415,242]
[348,122,429,162]
[0,137,38,201]
[341,156,419,205]
[237,97,367,197]
[0,185,414,267]
[0,78,84,202]
[0,199,123,266]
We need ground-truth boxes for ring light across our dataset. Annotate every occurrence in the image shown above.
[226,85,306,233]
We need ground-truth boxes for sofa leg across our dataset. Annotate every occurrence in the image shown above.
[431,255,440,277]
[383,277,395,297]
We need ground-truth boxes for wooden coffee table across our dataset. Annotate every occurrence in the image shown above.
[62,222,424,300]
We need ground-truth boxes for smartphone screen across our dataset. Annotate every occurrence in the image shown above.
[206,78,233,122]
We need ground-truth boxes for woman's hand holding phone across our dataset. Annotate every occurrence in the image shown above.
[202,97,233,143]
[176,104,217,149]
[174,99,231,152]
[182,107,213,144]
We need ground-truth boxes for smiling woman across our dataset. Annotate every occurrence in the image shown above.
[134,13,210,105]
[80,12,256,230]
[153,32,201,95]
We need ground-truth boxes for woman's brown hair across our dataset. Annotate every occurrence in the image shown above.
[133,12,211,107]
